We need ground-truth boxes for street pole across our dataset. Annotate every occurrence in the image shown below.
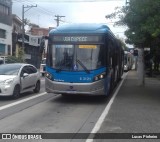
[22,5,24,50]
[55,15,65,27]
[22,5,37,50]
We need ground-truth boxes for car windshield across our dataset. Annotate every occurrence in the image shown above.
[0,64,22,75]
[50,44,105,71]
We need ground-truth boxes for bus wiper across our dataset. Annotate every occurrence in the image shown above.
[76,59,90,74]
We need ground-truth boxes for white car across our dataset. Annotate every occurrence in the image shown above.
[0,63,41,99]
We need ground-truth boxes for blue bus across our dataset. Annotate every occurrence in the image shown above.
[44,23,124,96]
[124,51,134,71]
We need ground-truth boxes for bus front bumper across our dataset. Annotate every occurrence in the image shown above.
[45,78,106,96]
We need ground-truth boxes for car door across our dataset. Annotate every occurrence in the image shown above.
[20,66,31,91]
[27,65,38,87]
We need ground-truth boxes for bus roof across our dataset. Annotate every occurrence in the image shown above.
[49,23,113,35]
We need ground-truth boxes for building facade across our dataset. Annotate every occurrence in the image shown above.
[29,27,51,58]
[0,0,12,56]
[30,27,49,36]
[12,14,22,56]
[12,14,22,33]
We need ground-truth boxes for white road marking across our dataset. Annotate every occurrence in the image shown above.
[86,72,128,142]
[0,92,47,111]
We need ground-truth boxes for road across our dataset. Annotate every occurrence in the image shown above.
[0,76,121,142]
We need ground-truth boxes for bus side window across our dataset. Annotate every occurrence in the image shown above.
[98,45,106,67]
[107,40,114,68]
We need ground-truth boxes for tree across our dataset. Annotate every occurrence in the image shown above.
[28,23,39,28]
[106,0,160,85]
[24,18,30,27]
[116,37,129,51]
[7,56,25,63]
[106,0,160,46]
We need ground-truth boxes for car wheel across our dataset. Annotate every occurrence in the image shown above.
[34,81,40,93]
[12,85,20,99]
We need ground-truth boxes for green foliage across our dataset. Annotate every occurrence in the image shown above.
[116,37,129,51]
[7,56,25,63]
[29,23,39,28]
[18,47,24,60]
[7,48,25,63]
[24,18,30,26]
[106,0,160,47]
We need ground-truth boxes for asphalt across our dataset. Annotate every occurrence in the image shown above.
[94,70,160,142]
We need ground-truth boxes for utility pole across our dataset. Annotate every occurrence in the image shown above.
[22,5,37,50]
[55,15,65,27]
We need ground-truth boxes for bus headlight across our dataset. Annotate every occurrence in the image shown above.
[45,72,53,80]
[94,72,106,82]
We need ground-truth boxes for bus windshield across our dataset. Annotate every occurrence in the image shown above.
[50,44,105,71]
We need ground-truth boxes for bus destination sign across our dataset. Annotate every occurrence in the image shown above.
[52,36,102,42]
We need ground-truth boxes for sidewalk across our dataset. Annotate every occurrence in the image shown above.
[95,70,160,142]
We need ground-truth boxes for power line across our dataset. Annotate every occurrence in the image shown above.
[55,15,65,26]
[25,0,55,15]
[12,0,55,16]
[12,0,125,27]
[12,0,58,26]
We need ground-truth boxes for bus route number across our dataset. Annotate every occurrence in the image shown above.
[64,37,87,42]
[80,77,91,81]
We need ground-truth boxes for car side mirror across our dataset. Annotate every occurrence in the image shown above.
[23,73,29,78]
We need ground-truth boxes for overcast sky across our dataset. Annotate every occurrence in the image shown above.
[12,0,127,39]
